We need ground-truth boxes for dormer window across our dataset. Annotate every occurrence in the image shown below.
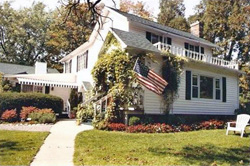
[77,50,88,72]
[146,31,172,45]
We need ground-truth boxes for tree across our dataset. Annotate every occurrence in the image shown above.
[189,0,250,61]
[46,3,95,70]
[0,2,51,65]
[158,0,190,32]
[120,0,153,20]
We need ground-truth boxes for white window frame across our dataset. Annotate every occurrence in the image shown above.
[214,78,222,101]
[77,51,88,72]
[192,74,199,98]
[191,73,222,101]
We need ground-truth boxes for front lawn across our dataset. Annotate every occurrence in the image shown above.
[0,130,49,165]
[74,129,250,165]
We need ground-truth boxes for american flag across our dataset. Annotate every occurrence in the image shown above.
[133,59,168,95]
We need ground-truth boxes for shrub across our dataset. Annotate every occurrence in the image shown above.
[0,92,63,116]
[108,123,126,131]
[1,109,17,122]
[38,113,56,123]
[129,116,141,126]
[28,109,56,124]
[20,106,38,120]
[76,104,94,122]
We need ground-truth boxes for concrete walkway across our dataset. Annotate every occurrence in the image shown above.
[30,119,93,166]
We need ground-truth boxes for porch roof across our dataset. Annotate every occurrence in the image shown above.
[111,28,160,53]
[5,73,78,88]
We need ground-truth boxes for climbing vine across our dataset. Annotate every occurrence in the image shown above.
[161,51,186,113]
[91,32,147,127]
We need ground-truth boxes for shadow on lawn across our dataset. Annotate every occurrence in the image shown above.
[149,144,250,165]
[0,140,24,155]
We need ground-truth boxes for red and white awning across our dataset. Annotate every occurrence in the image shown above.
[5,73,78,88]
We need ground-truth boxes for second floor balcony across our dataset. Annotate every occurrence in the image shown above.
[153,42,238,70]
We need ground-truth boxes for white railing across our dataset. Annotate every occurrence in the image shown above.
[153,42,238,70]
[66,99,71,118]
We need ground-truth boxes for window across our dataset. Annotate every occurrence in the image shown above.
[65,60,72,73]
[77,51,88,71]
[22,85,33,93]
[191,74,221,100]
[34,86,43,93]
[215,79,221,100]
[200,76,213,99]
[146,31,172,45]
[192,75,198,98]
[184,42,204,56]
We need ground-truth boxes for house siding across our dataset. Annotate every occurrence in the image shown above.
[143,60,239,115]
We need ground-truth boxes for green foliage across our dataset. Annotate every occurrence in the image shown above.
[1,79,12,92]
[162,52,185,113]
[76,104,94,122]
[69,89,79,109]
[238,64,250,114]
[92,33,145,124]
[46,3,94,68]
[129,116,141,126]
[189,0,250,61]
[28,111,56,124]
[0,2,51,65]
[0,92,63,116]
[158,0,190,32]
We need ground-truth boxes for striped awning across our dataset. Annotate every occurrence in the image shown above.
[5,73,78,88]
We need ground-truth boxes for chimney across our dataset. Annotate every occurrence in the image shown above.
[35,62,47,74]
[190,21,202,38]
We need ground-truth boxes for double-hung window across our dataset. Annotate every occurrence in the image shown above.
[192,75,199,98]
[146,31,172,45]
[215,79,221,100]
[191,74,221,100]
[77,51,88,72]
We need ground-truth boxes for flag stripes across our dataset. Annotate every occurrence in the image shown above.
[133,59,168,95]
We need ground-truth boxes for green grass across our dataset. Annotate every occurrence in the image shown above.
[0,130,49,165]
[74,129,250,165]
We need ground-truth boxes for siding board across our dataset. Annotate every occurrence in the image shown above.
[144,62,239,115]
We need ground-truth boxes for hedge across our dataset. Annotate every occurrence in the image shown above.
[0,92,63,116]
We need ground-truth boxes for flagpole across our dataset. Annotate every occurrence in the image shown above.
[133,57,140,71]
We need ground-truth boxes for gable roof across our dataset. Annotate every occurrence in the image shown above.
[111,28,160,53]
[0,62,59,74]
[108,7,218,48]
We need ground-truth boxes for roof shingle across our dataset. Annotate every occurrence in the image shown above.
[109,7,218,48]
[111,28,160,53]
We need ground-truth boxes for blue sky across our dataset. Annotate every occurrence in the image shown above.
[0,0,200,18]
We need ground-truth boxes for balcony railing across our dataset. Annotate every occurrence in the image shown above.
[153,42,238,70]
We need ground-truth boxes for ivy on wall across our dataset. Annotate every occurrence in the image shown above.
[161,51,186,113]
[90,32,186,127]
[91,33,147,127]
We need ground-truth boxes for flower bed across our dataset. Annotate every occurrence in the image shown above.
[107,119,227,133]
[1,106,56,124]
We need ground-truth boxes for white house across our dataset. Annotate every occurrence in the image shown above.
[6,6,242,117]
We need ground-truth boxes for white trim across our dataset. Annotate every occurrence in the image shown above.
[17,78,78,88]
